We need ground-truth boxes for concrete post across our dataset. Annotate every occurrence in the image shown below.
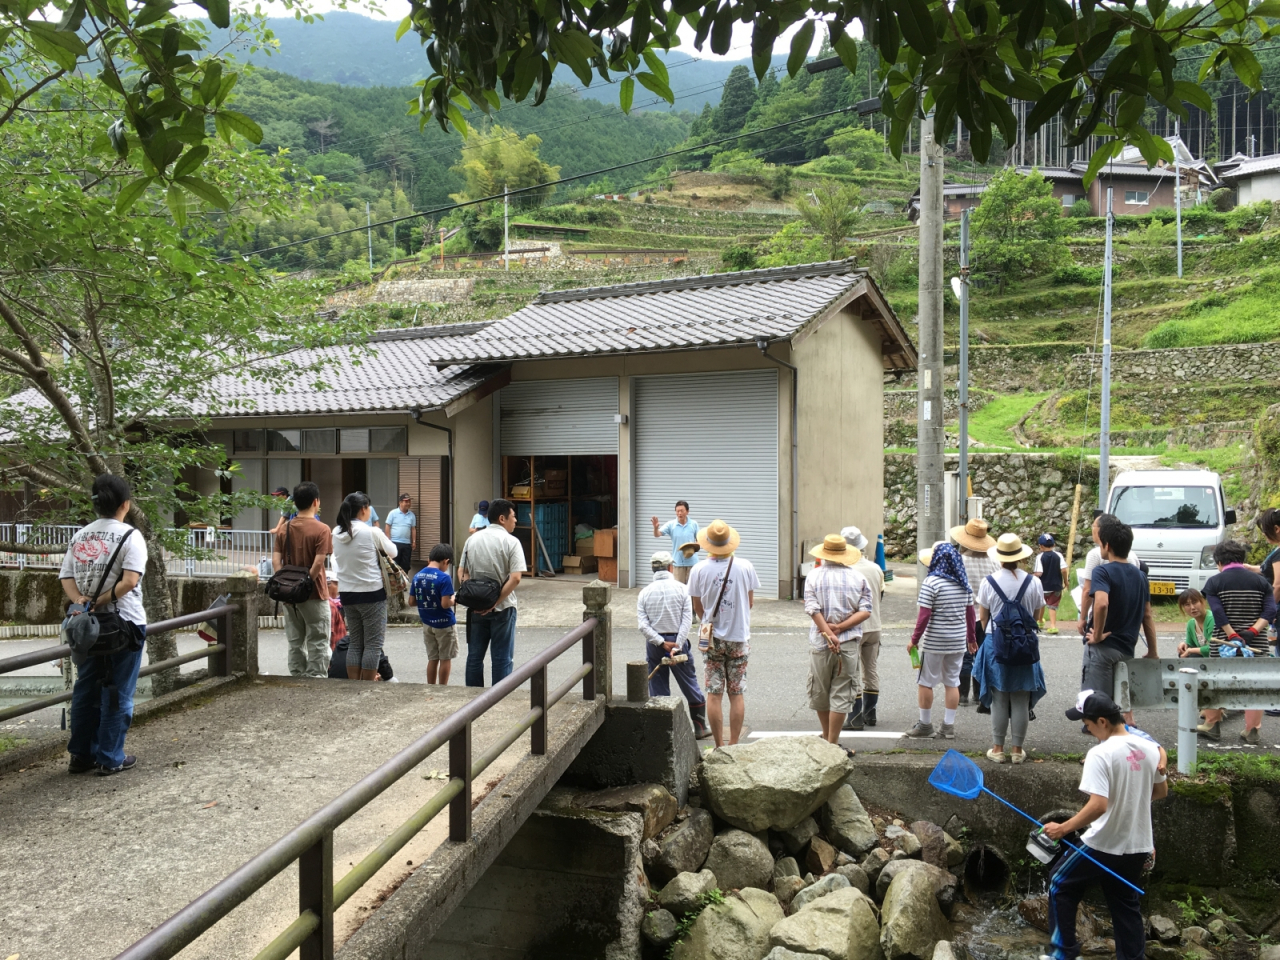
[223,571,259,678]
[1177,667,1199,774]
[583,581,613,702]
[916,112,946,575]
[626,661,649,702]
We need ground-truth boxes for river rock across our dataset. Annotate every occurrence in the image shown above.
[660,869,719,915]
[1147,915,1179,943]
[820,782,879,857]
[673,887,785,960]
[573,782,677,840]
[880,868,952,960]
[835,864,870,894]
[875,860,957,906]
[777,817,820,856]
[647,807,716,885]
[1081,938,1115,955]
[1145,942,1179,960]
[1259,945,1280,960]
[764,949,829,960]
[1182,926,1210,945]
[775,856,802,880]
[1017,897,1098,940]
[700,738,855,832]
[807,836,839,876]
[860,849,891,882]
[643,908,679,947]
[932,943,958,960]
[908,822,950,869]
[705,830,774,891]
[774,875,807,907]
[893,833,922,858]
[791,872,851,913]
[769,887,884,960]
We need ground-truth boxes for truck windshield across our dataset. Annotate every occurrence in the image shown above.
[1111,486,1219,528]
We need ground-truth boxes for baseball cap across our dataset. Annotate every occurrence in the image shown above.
[1065,689,1124,721]
[651,550,674,568]
[1037,533,1055,547]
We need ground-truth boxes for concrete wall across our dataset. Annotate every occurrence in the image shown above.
[1238,171,1280,204]
[0,568,256,624]
[1088,174,1176,213]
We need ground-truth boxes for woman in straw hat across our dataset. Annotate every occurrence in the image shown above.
[805,535,874,747]
[973,533,1047,764]
[907,542,977,740]
[950,518,998,709]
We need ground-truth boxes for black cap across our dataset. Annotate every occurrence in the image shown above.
[1065,689,1123,721]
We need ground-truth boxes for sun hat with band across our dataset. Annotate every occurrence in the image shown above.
[950,517,996,552]
[677,541,701,560]
[697,518,740,557]
[810,534,862,566]
[988,532,1034,564]
[918,539,949,566]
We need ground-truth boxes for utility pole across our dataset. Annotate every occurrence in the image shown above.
[504,186,510,270]
[957,208,971,523]
[1098,187,1114,511]
[917,112,946,571]
[366,201,373,271]
[1175,119,1184,278]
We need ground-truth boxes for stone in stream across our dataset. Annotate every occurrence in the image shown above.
[572,782,678,840]
[672,887,785,960]
[700,738,854,832]
[880,868,952,960]
[777,817,820,856]
[932,943,958,960]
[908,822,951,869]
[647,807,716,886]
[790,872,850,913]
[774,856,802,880]
[1145,942,1180,960]
[643,908,680,947]
[834,864,870,894]
[1147,915,1179,943]
[1182,926,1211,946]
[875,860,957,906]
[806,836,839,876]
[764,948,828,960]
[820,781,879,858]
[892,832,921,858]
[773,875,807,908]
[704,829,775,891]
[768,886,883,960]
[659,869,719,915]
[859,848,891,883]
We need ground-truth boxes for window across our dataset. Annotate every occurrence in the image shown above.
[370,427,407,453]
[302,429,336,454]
[339,428,370,453]
[1112,486,1219,528]
[1124,190,1150,205]
[267,429,300,452]
[233,430,263,453]
[1061,194,1075,207]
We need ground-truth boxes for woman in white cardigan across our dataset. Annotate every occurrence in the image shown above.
[332,491,399,680]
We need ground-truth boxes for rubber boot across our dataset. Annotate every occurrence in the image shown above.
[958,672,972,706]
[689,703,713,740]
[862,692,878,727]
[843,697,865,731]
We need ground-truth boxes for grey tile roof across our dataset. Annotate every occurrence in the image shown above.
[428,261,915,368]
[1218,153,1280,181]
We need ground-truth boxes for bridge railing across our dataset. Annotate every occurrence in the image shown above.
[113,585,612,960]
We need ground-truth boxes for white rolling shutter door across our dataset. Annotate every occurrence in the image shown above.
[634,369,779,592]
[500,378,619,455]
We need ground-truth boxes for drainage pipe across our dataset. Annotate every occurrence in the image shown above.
[758,338,800,600]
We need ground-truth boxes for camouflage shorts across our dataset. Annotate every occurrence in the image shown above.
[704,643,749,696]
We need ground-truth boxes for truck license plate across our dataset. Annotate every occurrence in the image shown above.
[1150,581,1177,596]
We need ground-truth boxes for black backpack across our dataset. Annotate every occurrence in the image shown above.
[986,574,1041,666]
[265,521,315,605]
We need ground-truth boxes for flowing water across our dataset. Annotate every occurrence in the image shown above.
[954,905,1053,960]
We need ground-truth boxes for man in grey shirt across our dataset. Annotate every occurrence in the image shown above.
[458,498,526,686]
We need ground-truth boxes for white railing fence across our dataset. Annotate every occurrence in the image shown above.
[0,525,274,579]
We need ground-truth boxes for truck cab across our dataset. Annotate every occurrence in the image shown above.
[1106,469,1237,597]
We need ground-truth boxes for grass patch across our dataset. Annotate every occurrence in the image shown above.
[964,391,1050,449]
[1170,750,1280,785]
[1143,270,1280,347]
[1159,443,1250,506]
[0,736,30,754]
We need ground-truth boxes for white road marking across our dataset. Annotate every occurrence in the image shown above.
[746,730,907,739]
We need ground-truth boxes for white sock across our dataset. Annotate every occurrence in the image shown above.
[920,708,932,724]
[944,708,957,725]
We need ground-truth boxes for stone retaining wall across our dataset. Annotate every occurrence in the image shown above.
[1066,342,1280,388]
[0,569,255,624]
[883,388,995,422]
[328,277,475,308]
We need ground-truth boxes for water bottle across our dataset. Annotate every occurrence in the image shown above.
[909,646,921,669]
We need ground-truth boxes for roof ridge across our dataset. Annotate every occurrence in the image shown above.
[369,321,492,343]
[533,259,864,304]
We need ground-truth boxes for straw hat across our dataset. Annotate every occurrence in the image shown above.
[810,534,863,566]
[677,541,701,560]
[988,532,1034,564]
[840,525,869,551]
[697,519,740,557]
[950,517,996,553]
[918,539,948,566]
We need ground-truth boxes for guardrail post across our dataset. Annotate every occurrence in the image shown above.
[531,664,547,755]
[1177,667,1199,775]
[582,581,613,702]
[223,571,259,678]
[449,720,472,842]
[299,829,334,960]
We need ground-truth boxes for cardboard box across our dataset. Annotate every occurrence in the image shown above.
[575,538,595,557]
[597,555,618,583]
[594,528,616,558]
[562,555,598,574]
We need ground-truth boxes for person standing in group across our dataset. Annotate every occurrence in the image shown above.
[412,543,458,685]
[271,481,332,679]
[652,501,699,584]
[1034,533,1066,635]
[385,494,417,575]
[59,474,149,776]
[974,533,1047,764]
[805,535,873,746]
[688,519,760,748]
[1083,515,1158,721]
[1042,690,1167,960]
[638,551,711,739]
[840,525,884,730]
[906,542,976,740]
[951,518,998,708]
[331,491,398,681]
[1078,512,1141,636]
[1254,508,1280,659]
[1175,588,1221,739]
[458,498,526,686]
[468,500,491,535]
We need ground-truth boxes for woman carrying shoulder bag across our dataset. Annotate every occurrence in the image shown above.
[332,491,399,681]
[59,474,149,776]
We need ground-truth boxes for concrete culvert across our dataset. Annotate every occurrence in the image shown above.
[962,843,1011,900]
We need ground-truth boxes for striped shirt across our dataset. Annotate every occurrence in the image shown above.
[960,550,1000,595]
[804,563,874,651]
[1204,565,1276,656]
[637,571,693,647]
[917,574,975,654]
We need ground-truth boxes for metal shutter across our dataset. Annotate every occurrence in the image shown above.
[500,378,619,455]
[399,457,447,560]
[633,369,779,592]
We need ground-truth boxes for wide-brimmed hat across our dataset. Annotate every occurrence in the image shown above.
[988,532,1034,564]
[918,539,948,566]
[677,541,701,560]
[950,517,995,552]
[810,534,863,566]
[840,525,869,551]
[697,519,740,557]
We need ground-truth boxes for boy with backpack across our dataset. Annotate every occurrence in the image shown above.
[1033,534,1065,635]
[412,543,457,684]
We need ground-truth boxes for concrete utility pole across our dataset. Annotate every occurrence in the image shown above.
[1175,119,1184,278]
[917,112,946,571]
[1098,187,1114,511]
[957,208,971,523]
[504,186,510,270]
[366,201,373,271]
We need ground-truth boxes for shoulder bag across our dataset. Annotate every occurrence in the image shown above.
[697,556,735,651]
[265,520,315,605]
[62,526,140,664]
[377,536,411,595]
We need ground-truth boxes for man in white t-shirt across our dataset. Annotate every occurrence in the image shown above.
[687,519,761,748]
[1041,690,1167,960]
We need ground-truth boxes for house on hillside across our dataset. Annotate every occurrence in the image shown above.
[1069,136,1218,212]
[179,261,917,597]
[1216,153,1280,204]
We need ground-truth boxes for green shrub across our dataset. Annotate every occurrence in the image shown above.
[1151,206,1176,220]
[1069,199,1093,217]
[721,244,759,271]
[1210,188,1234,212]
[1051,265,1104,286]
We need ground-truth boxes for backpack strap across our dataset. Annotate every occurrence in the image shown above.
[985,574,1010,605]
[88,526,136,612]
[1014,574,1033,603]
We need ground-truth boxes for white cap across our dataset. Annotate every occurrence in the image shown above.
[651,551,673,568]
[840,526,869,551]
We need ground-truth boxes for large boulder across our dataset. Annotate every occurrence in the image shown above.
[701,738,854,832]
[765,949,828,960]
[647,807,716,885]
[660,869,720,915]
[821,783,879,857]
[907,823,949,870]
[643,908,680,947]
[673,887,784,960]
[704,830,774,891]
[791,873,851,913]
[573,783,677,840]
[880,868,951,959]
[874,861,957,907]
[769,887,884,960]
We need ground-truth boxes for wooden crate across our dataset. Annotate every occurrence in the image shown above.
[593,528,616,558]
[597,556,618,583]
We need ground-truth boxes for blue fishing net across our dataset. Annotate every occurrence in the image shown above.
[928,749,984,800]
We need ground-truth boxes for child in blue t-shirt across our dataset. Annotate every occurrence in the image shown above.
[412,543,457,685]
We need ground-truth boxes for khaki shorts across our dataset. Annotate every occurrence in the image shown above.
[672,565,692,584]
[423,625,458,660]
[807,646,861,714]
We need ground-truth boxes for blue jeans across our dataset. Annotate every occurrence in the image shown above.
[466,607,517,687]
[68,626,145,769]
[647,634,705,706]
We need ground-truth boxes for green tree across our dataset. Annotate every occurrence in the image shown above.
[755,221,828,267]
[450,125,562,203]
[970,169,1070,291]
[796,183,863,260]
[825,126,889,170]
[712,65,757,136]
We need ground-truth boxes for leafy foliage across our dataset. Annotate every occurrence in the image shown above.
[971,169,1071,291]
[450,125,561,203]
[796,182,862,260]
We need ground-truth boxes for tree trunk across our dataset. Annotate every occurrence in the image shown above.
[141,541,179,694]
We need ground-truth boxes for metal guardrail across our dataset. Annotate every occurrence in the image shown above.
[1115,657,1280,773]
[0,605,237,724]
[0,525,272,579]
[113,616,600,960]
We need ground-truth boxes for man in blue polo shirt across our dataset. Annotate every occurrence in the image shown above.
[652,501,699,584]
[385,493,417,573]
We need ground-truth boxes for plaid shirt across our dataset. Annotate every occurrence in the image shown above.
[804,563,873,651]
[637,571,693,647]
